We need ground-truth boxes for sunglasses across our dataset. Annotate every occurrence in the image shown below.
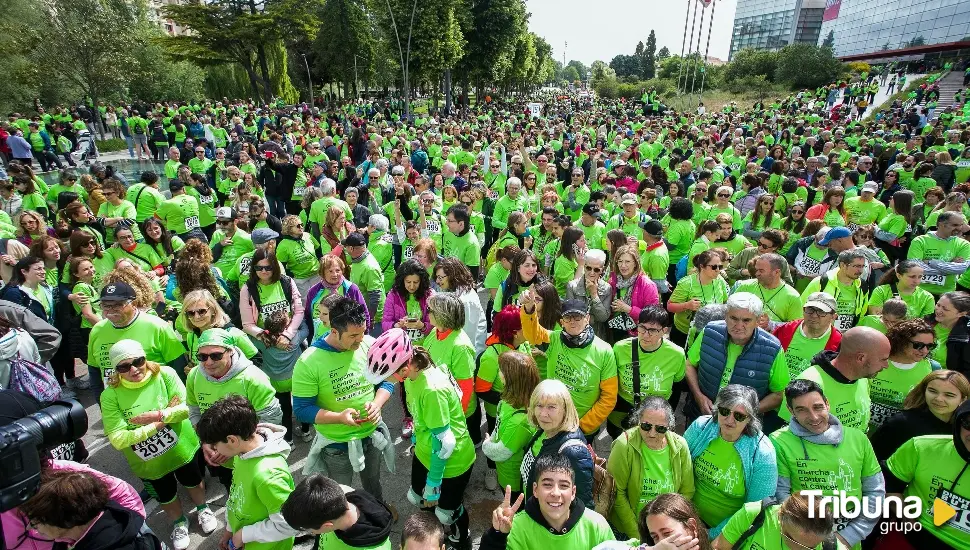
[197,351,226,362]
[253,265,273,272]
[585,266,603,273]
[216,220,233,226]
[911,341,937,351]
[791,209,805,214]
[718,407,750,423]
[758,242,774,250]
[186,307,209,317]
[707,264,723,270]
[961,416,970,431]
[639,422,669,434]
[717,193,730,198]
[115,356,147,373]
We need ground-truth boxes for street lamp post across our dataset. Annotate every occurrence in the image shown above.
[301,53,314,107]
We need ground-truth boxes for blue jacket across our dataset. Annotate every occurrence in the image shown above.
[697,321,781,400]
[527,428,593,509]
[684,415,778,536]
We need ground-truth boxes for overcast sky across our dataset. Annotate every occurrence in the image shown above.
[524,0,738,66]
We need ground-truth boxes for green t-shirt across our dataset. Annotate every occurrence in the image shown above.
[636,443,677,510]
[782,325,832,379]
[72,281,101,329]
[185,361,278,418]
[476,343,511,417]
[721,501,850,550]
[405,365,476,477]
[422,328,478,417]
[907,233,970,295]
[800,272,866,333]
[552,255,578,297]
[670,274,730,334]
[693,436,746,529]
[688,331,789,395]
[125,183,166,223]
[292,337,378,442]
[185,186,217,228]
[211,229,255,278]
[156,194,201,235]
[867,285,936,318]
[543,330,618,422]
[844,197,887,227]
[506,506,614,550]
[610,338,685,427]
[99,366,200,480]
[877,212,909,239]
[255,280,291,328]
[490,400,536,490]
[666,219,696,264]
[886,435,970,549]
[734,280,803,323]
[440,230,480,268]
[108,243,163,273]
[484,263,510,291]
[868,359,932,430]
[275,234,318,279]
[579,221,607,251]
[88,313,186,386]
[779,364,870,431]
[770,424,880,533]
[226,448,294,550]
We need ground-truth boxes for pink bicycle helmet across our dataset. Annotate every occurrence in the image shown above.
[365,328,414,383]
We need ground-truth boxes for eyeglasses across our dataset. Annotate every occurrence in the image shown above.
[101,300,131,311]
[717,193,730,198]
[960,415,970,431]
[197,351,226,362]
[186,307,210,317]
[253,265,273,272]
[195,150,205,154]
[706,264,723,270]
[217,220,233,226]
[584,266,603,273]
[115,356,147,373]
[791,209,805,214]
[911,341,938,351]
[803,307,831,317]
[758,241,774,250]
[639,422,669,434]
[717,407,750,423]
[636,325,663,335]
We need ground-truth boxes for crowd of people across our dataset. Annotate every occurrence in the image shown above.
[1,60,970,550]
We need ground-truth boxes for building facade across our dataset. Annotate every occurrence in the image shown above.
[818,0,970,59]
[730,0,826,59]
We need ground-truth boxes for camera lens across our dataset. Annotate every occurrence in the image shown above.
[21,400,88,449]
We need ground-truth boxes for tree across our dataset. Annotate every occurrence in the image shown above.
[456,0,526,101]
[24,0,139,127]
[821,30,835,48]
[566,60,589,81]
[643,29,657,79]
[129,27,206,101]
[723,48,778,83]
[590,60,615,82]
[634,41,644,57]
[774,43,844,89]
[609,54,641,78]
[313,0,378,98]
[909,35,926,47]
[562,65,580,83]
[657,46,671,61]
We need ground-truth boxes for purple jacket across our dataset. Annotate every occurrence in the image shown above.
[609,272,660,335]
[382,289,433,334]
[304,279,368,342]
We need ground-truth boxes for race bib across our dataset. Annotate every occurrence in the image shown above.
[607,313,636,332]
[796,255,823,277]
[260,300,289,318]
[184,216,200,230]
[102,367,115,387]
[835,314,856,332]
[131,426,178,461]
[426,220,441,234]
[921,273,946,286]
[293,186,307,196]
[199,194,214,205]
[403,246,414,258]
[937,488,970,534]
[405,328,424,341]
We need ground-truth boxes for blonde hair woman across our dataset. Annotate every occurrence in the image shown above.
[177,289,257,368]
[521,379,594,508]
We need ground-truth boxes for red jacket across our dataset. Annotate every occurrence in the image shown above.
[772,320,842,352]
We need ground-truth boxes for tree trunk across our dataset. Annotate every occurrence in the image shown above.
[240,58,264,105]
[255,44,274,102]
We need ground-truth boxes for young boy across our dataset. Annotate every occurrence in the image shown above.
[401,512,446,550]
[280,474,393,550]
[196,395,294,550]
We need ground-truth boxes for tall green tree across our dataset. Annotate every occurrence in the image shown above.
[775,43,843,89]
[822,30,835,48]
[610,54,640,78]
[643,29,657,79]
[566,60,589,81]
[313,0,377,98]
[657,46,671,61]
[456,0,526,101]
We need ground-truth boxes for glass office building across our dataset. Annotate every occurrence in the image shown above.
[818,0,970,58]
[730,0,826,59]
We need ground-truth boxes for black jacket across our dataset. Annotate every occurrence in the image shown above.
[924,313,970,377]
[870,406,953,461]
[480,496,589,550]
[330,490,393,547]
[0,285,49,323]
[56,502,160,550]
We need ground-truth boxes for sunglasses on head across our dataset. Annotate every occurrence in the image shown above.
[718,407,750,422]
[639,422,668,434]
[197,351,226,362]
[911,341,937,351]
[115,356,146,373]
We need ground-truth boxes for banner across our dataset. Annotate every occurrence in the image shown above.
[528,103,543,118]
[823,0,841,21]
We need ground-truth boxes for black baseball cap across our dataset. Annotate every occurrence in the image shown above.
[561,299,590,316]
[100,282,137,302]
[341,232,367,247]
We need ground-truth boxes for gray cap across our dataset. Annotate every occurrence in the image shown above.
[251,228,279,245]
[804,292,837,313]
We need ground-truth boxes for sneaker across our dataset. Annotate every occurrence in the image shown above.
[197,506,218,535]
[171,521,190,550]
[484,468,498,491]
[67,377,90,390]
[59,387,76,399]
[402,417,414,438]
[297,424,314,443]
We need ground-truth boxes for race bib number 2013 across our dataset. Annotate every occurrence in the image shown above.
[132,426,178,461]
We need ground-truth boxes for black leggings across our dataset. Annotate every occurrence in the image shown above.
[410,457,473,547]
[485,413,496,469]
[465,404,483,447]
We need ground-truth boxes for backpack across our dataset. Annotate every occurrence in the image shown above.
[559,439,616,518]
[675,254,689,280]
[732,498,837,550]
[7,349,61,403]
[133,120,145,135]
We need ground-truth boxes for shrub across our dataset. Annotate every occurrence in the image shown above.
[95,138,127,153]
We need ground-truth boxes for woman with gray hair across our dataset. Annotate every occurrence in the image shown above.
[422,292,483,445]
[605,396,694,539]
[683,384,778,538]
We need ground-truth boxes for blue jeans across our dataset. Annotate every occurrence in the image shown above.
[87,365,105,397]
[267,195,288,219]
[124,135,134,157]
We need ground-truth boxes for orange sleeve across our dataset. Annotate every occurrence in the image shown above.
[520,307,551,346]
[579,376,618,434]
[474,377,494,394]
[457,378,474,412]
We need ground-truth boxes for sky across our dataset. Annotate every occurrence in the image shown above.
[524,0,738,67]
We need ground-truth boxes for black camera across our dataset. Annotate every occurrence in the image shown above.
[0,400,87,513]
